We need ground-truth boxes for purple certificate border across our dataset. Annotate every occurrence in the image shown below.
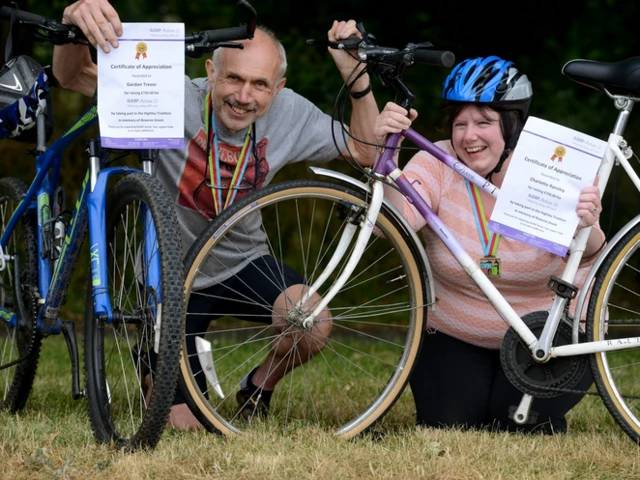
[101,136,184,149]
[100,35,184,151]
[522,127,605,160]
[487,219,568,257]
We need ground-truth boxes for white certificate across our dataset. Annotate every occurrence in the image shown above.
[97,23,185,149]
[488,116,606,256]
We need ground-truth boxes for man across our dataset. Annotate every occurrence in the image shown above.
[53,0,378,429]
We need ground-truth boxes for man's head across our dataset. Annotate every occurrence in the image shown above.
[206,26,287,134]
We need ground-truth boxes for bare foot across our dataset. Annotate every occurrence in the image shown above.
[168,403,203,431]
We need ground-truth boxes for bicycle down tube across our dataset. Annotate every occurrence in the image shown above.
[1,107,96,333]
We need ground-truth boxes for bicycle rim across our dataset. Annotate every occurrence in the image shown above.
[84,173,184,450]
[180,179,427,438]
[0,178,42,412]
[587,223,640,444]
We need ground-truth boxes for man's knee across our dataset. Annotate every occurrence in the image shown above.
[272,284,333,353]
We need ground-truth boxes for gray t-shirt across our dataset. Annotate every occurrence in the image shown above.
[155,76,347,288]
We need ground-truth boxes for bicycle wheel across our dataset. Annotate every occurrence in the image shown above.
[84,172,184,450]
[179,179,428,438]
[0,177,42,412]
[587,222,640,443]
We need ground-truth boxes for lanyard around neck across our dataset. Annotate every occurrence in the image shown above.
[465,179,500,257]
[204,91,254,216]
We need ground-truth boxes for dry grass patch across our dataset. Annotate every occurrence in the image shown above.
[3,336,640,479]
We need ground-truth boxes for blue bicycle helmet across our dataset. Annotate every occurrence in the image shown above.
[442,56,533,177]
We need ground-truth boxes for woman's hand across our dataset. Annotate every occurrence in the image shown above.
[576,181,601,229]
[374,102,418,147]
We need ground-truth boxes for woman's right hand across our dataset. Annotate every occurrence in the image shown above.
[374,102,418,146]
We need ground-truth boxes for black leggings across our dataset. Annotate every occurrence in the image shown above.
[174,255,303,404]
[409,330,593,434]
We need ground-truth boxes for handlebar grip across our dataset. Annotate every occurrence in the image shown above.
[413,49,456,68]
[237,0,257,35]
[0,6,87,43]
[185,25,253,44]
[307,35,362,51]
[0,6,47,23]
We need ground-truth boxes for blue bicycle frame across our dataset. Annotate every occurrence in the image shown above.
[0,105,161,335]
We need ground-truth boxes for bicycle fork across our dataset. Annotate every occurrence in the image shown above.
[300,181,385,329]
[86,142,163,353]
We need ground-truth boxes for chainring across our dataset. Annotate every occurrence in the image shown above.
[500,311,588,398]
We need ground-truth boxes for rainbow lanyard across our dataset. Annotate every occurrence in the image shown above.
[204,91,254,216]
[465,179,500,257]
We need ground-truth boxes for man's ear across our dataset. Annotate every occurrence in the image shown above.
[275,77,286,94]
[205,59,215,83]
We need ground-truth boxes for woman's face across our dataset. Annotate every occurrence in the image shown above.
[451,105,505,177]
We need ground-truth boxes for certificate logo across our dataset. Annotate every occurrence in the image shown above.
[135,42,148,60]
[550,146,566,162]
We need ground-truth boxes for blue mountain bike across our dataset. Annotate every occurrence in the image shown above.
[0,0,256,449]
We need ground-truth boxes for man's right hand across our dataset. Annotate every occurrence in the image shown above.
[62,0,123,53]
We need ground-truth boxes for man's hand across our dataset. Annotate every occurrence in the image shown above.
[62,0,122,53]
[327,20,366,87]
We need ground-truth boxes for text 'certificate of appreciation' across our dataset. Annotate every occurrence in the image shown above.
[97,23,185,149]
[488,116,606,256]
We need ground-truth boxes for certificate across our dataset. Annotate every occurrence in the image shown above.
[97,23,185,149]
[488,116,606,256]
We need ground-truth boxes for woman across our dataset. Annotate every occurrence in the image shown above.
[374,56,605,434]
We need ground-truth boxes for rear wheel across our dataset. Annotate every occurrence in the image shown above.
[83,173,184,450]
[0,177,42,412]
[587,223,640,444]
[179,179,428,438]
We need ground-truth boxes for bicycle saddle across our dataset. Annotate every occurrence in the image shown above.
[562,56,640,97]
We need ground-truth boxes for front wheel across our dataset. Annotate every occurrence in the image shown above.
[84,172,184,450]
[587,222,640,444]
[0,177,42,412]
[179,179,428,438]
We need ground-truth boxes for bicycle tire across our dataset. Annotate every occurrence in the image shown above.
[83,172,184,450]
[587,222,640,444]
[0,177,42,412]
[179,179,427,438]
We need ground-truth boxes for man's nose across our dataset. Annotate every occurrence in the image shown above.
[236,82,253,103]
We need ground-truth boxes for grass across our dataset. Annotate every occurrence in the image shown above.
[3,335,640,479]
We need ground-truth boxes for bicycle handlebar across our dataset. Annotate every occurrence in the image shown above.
[0,5,88,45]
[185,0,257,58]
[0,0,257,57]
[307,24,455,110]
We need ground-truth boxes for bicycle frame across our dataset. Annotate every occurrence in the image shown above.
[304,99,640,363]
[0,106,162,336]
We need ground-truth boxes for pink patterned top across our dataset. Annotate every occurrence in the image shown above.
[393,140,600,349]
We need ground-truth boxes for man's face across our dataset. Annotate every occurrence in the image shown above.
[206,33,286,134]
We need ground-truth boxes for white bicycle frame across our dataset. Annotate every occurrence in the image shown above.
[299,94,640,366]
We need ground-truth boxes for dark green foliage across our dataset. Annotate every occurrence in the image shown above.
[1,0,637,310]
